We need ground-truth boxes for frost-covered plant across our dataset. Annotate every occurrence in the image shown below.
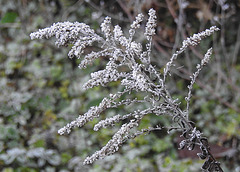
[30,9,223,171]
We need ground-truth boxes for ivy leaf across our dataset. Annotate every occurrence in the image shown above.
[1,12,18,23]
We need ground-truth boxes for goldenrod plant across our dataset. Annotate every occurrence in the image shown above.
[30,8,223,171]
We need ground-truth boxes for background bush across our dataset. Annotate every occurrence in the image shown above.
[0,0,240,171]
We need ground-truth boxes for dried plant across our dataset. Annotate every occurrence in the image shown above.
[30,9,223,171]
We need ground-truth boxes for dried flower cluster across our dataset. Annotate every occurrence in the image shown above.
[30,9,222,171]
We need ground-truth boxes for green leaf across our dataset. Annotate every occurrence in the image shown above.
[33,139,45,148]
[50,65,62,79]
[152,138,171,153]
[15,167,38,172]
[7,127,19,140]
[163,156,172,168]
[0,126,6,139]
[87,98,103,109]
[2,168,13,172]
[61,153,72,164]
[1,12,18,23]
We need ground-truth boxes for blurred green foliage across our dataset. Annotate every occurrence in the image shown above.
[1,11,18,23]
[0,0,240,171]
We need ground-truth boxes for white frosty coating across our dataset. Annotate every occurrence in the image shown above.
[82,60,127,89]
[144,8,157,40]
[30,21,102,59]
[129,13,144,39]
[100,16,112,42]
[78,49,110,69]
[179,26,219,52]
[58,97,112,135]
[83,120,138,164]
[163,26,219,81]
[113,25,128,47]
[93,107,153,131]
[144,8,157,64]
[93,114,122,131]
[30,8,220,166]
[121,64,150,92]
[185,48,213,116]
[57,89,129,135]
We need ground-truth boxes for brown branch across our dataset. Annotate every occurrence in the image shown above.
[178,68,240,113]
[165,0,178,19]
[116,0,134,21]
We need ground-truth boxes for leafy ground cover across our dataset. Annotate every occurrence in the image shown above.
[0,0,240,171]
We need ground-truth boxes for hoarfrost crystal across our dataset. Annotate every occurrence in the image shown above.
[30,8,222,171]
